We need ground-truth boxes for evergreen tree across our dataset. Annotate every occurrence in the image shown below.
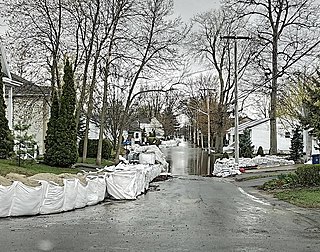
[239,129,254,158]
[14,121,36,166]
[256,146,265,156]
[55,59,78,167]
[289,125,303,162]
[44,59,78,167]
[300,72,320,149]
[0,62,14,159]
[44,89,59,165]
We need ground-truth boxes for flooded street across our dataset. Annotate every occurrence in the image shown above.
[1,143,320,251]
[161,141,215,176]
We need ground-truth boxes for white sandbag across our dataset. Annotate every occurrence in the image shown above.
[63,179,78,211]
[39,181,64,215]
[139,152,156,165]
[86,176,104,205]
[135,167,146,194]
[106,170,138,200]
[75,182,88,209]
[0,184,15,217]
[96,175,107,202]
[10,181,44,216]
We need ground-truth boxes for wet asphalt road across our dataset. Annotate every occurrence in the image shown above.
[1,144,320,251]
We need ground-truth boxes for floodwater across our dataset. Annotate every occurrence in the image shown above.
[160,141,217,176]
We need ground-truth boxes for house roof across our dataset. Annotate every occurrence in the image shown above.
[0,43,11,79]
[12,73,51,97]
[139,118,151,124]
[228,118,270,134]
[1,43,22,87]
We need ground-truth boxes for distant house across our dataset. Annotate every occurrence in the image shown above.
[225,118,293,155]
[124,117,165,145]
[140,117,164,138]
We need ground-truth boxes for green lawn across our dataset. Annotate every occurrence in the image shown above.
[0,157,115,177]
[276,188,320,208]
[0,159,81,177]
[78,157,114,167]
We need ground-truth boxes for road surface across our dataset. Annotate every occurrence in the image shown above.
[1,144,320,251]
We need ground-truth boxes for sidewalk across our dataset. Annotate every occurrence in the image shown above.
[244,164,298,173]
[234,164,299,181]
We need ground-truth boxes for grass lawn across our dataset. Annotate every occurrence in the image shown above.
[78,157,114,167]
[275,188,320,208]
[0,157,115,177]
[0,159,81,177]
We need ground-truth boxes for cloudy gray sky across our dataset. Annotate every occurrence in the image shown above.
[174,0,221,20]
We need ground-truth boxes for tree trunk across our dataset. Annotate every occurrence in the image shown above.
[82,51,100,162]
[269,35,278,155]
[96,64,109,166]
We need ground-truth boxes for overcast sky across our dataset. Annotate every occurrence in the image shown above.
[174,0,221,20]
[0,0,221,35]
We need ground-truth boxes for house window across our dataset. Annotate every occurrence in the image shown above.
[135,132,140,139]
[285,132,290,138]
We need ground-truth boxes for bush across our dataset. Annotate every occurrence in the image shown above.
[78,139,112,160]
[260,173,298,190]
[147,137,161,146]
[256,146,265,156]
[295,165,320,186]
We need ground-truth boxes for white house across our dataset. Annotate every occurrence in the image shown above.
[1,43,22,129]
[225,118,294,154]
[139,117,164,138]
[1,43,51,155]
[12,76,51,155]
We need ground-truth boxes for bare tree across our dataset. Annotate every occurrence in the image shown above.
[107,0,187,164]
[2,0,66,92]
[224,0,320,154]
[188,8,255,152]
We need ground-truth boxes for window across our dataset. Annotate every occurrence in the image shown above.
[285,132,290,138]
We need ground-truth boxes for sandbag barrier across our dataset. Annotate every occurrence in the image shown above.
[0,163,164,218]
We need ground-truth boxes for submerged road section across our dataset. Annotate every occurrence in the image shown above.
[1,175,320,251]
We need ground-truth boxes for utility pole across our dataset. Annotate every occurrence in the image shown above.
[221,36,250,166]
[207,94,211,154]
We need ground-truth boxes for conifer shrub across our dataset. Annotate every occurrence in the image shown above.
[257,146,265,156]
[44,59,78,167]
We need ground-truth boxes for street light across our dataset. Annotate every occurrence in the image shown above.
[221,35,251,166]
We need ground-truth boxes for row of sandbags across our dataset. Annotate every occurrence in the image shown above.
[213,155,295,177]
[0,162,164,217]
[0,175,107,218]
[96,163,164,200]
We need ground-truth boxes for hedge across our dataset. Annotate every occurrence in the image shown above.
[78,139,112,160]
[295,165,320,186]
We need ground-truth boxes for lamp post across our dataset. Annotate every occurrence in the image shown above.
[221,35,250,165]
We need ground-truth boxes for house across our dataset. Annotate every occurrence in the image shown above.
[12,76,51,155]
[124,117,165,145]
[1,43,22,129]
[1,43,50,155]
[139,117,164,138]
[225,118,293,154]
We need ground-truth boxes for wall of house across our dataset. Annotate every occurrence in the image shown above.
[251,121,292,154]
[13,97,49,155]
[251,122,270,153]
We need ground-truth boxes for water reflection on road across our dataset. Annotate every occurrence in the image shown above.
[160,141,216,176]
